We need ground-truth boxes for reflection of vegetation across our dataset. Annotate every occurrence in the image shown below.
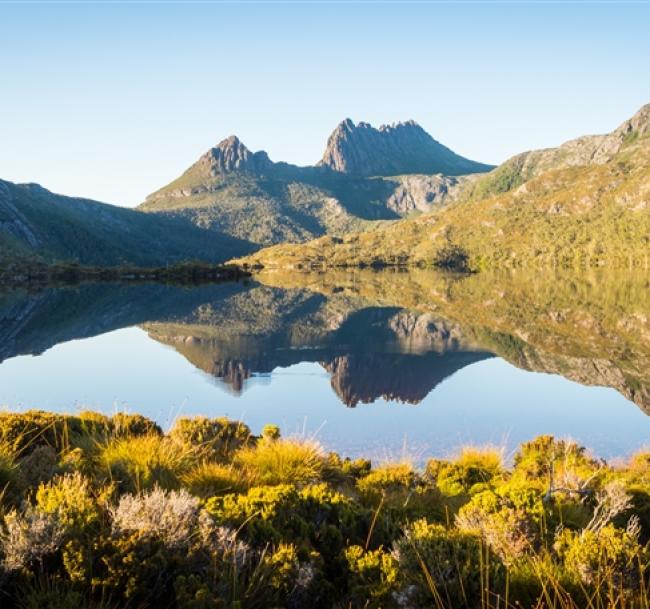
[2,268,650,413]
[255,269,650,412]
[0,410,649,608]
[0,261,249,286]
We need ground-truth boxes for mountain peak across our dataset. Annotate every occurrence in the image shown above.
[201,136,272,175]
[614,102,650,139]
[318,118,492,177]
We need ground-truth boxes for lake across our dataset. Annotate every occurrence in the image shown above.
[1,270,649,463]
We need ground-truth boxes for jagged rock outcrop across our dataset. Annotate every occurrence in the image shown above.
[140,119,495,247]
[318,119,493,177]
[201,136,272,176]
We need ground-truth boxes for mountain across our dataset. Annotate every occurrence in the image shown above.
[140,121,493,247]
[139,136,381,246]
[0,179,253,267]
[235,104,650,270]
[319,119,493,176]
[468,103,650,200]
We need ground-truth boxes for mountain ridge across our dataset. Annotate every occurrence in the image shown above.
[140,118,493,246]
[234,103,650,270]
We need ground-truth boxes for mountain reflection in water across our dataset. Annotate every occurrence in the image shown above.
[0,269,649,417]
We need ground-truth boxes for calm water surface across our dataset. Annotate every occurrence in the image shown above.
[1,270,648,462]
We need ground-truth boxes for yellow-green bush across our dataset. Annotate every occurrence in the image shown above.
[0,411,649,609]
[169,416,251,461]
[234,437,328,486]
[98,434,197,492]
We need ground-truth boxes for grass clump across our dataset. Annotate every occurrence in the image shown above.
[234,436,328,486]
[98,434,197,492]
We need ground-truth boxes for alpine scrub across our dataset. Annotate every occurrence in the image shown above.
[0,410,648,609]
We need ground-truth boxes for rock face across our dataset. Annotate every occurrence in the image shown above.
[382,174,472,214]
[318,119,493,177]
[200,136,272,176]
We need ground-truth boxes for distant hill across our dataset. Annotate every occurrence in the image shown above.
[0,179,254,267]
[318,119,493,176]
[140,121,492,246]
[235,104,650,270]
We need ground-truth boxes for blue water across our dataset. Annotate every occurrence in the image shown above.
[1,326,647,463]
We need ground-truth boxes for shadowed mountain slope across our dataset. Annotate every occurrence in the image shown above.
[0,179,254,267]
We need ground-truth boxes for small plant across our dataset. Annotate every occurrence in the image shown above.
[110,487,200,549]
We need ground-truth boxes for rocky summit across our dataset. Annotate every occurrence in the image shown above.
[201,136,272,175]
[140,118,493,247]
[318,118,493,177]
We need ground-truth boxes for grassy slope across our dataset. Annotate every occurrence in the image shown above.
[234,133,650,270]
[0,180,254,267]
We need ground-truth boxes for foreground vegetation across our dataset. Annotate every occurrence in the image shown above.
[0,411,648,608]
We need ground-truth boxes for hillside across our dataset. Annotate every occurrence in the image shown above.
[0,179,254,267]
[140,121,492,246]
[235,104,650,270]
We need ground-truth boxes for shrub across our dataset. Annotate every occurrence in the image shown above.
[356,463,444,526]
[35,473,100,534]
[234,437,327,486]
[98,434,197,492]
[555,524,648,591]
[15,445,58,490]
[110,488,200,549]
[428,446,504,496]
[205,483,368,560]
[182,461,250,498]
[456,488,539,565]
[0,507,65,571]
[513,435,603,486]
[0,411,161,458]
[344,545,399,607]
[0,441,17,498]
[392,519,505,609]
[169,416,251,461]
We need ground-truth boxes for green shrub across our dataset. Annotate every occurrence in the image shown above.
[344,545,399,607]
[555,524,648,592]
[428,446,504,496]
[169,416,251,461]
[35,473,101,534]
[98,434,197,492]
[234,437,327,486]
[181,461,250,498]
[393,519,505,609]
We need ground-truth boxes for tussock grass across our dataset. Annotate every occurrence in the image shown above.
[234,436,327,486]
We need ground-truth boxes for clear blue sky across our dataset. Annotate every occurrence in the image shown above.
[1,1,649,207]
